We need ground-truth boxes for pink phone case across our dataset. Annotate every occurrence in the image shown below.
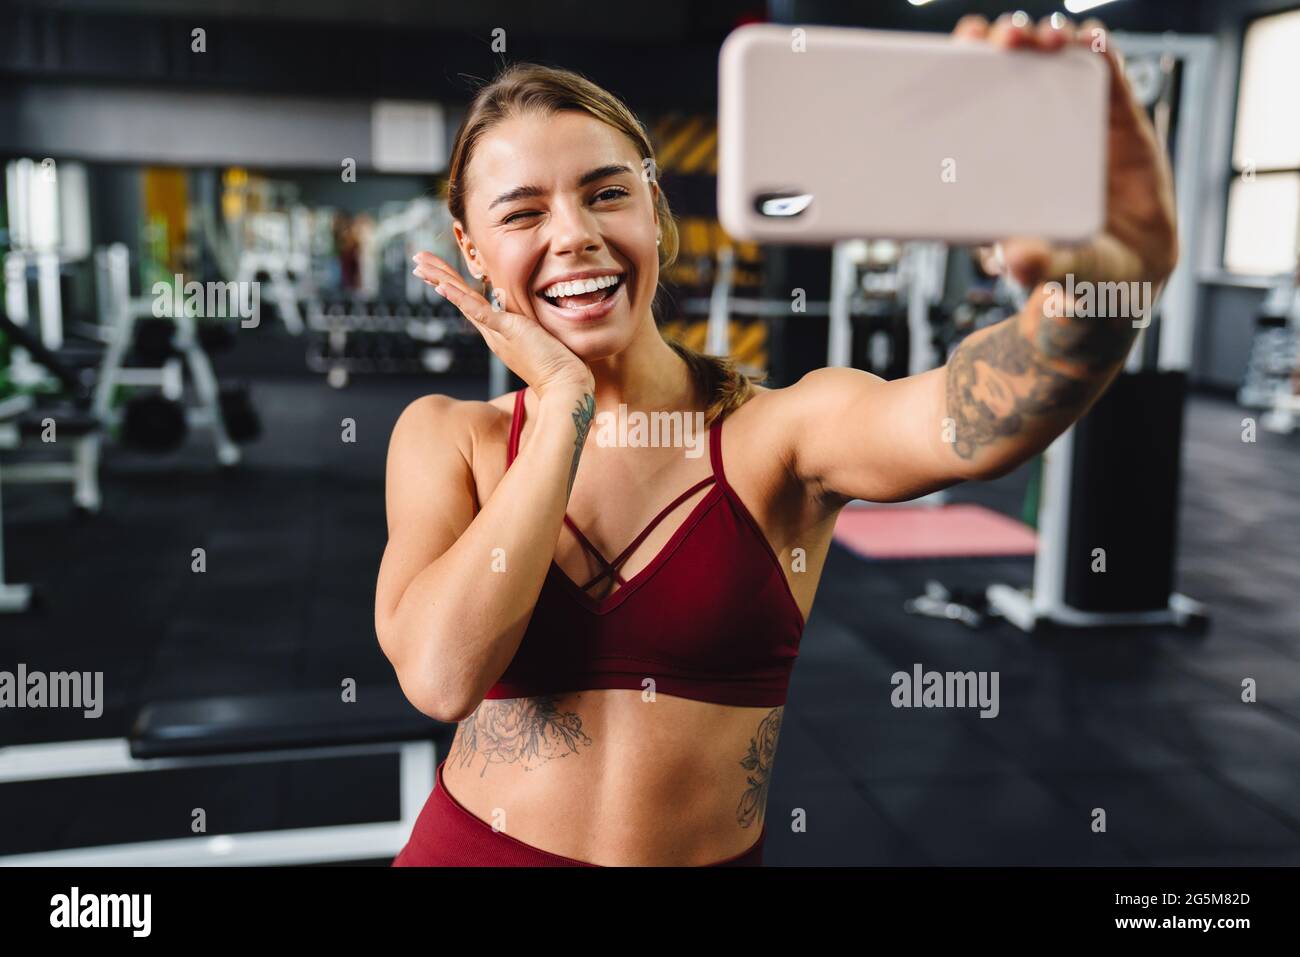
[717,24,1109,245]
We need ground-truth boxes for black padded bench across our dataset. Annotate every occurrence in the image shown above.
[16,406,101,439]
[0,685,446,866]
[130,685,446,759]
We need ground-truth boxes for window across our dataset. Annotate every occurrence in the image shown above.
[1224,8,1300,275]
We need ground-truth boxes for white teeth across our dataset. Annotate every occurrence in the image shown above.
[541,273,621,300]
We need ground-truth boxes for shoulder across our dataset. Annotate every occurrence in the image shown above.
[714,380,805,501]
[765,367,887,405]
[726,369,888,442]
[387,391,518,476]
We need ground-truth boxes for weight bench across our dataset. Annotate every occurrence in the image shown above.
[0,310,104,515]
[0,685,446,866]
[5,402,103,513]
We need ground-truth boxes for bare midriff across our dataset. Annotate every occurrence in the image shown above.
[440,689,784,866]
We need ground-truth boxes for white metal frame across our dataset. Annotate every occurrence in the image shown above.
[234,249,305,336]
[901,241,948,376]
[4,156,70,352]
[93,244,241,467]
[0,291,103,513]
[827,239,860,370]
[706,246,737,358]
[0,737,436,866]
[0,439,100,513]
[0,397,36,612]
[830,239,949,509]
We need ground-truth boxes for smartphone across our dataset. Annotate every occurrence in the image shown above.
[717,23,1109,246]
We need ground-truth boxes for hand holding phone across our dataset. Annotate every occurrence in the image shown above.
[954,13,1179,294]
[720,13,1177,296]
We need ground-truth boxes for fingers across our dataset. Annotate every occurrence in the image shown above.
[1002,236,1105,289]
[1003,233,1146,288]
[952,14,989,41]
[987,12,1037,50]
[999,238,1057,289]
[411,252,471,297]
[1075,18,1116,62]
[429,278,484,321]
[964,12,1083,52]
[1035,13,1074,50]
[430,281,517,361]
[417,253,515,318]
[1075,17,1124,86]
[410,253,532,356]
[974,245,1002,278]
[1072,18,1157,144]
[411,252,508,336]
[954,11,1125,58]
[1074,18,1126,89]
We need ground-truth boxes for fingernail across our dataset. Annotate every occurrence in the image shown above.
[1012,10,1030,28]
[1050,12,1064,29]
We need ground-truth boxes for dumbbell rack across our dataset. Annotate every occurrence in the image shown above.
[304,299,483,389]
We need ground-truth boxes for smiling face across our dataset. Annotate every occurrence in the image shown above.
[453,109,660,359]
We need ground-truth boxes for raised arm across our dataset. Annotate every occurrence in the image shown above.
[775,13,1178,508]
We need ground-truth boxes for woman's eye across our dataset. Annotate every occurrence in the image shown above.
[504,188,625,224]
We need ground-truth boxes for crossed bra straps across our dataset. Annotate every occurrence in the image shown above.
[487,387,806,708]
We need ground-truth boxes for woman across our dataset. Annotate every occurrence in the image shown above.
[378,12,1177,866]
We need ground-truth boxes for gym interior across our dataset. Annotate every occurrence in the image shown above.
[2,0,1299,870]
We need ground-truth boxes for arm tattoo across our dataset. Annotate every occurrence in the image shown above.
[1035,311,1137,371]
[447,696,592,777]
[945,310,1135,461]
[568,393,596,497]
[737,707,783,828]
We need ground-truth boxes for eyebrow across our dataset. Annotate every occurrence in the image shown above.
[488,164,635,210]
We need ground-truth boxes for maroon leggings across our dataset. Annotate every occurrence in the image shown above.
[392,760,765,867]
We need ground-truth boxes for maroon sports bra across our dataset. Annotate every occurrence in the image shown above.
[484,388,806,709]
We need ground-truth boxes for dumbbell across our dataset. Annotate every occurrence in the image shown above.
[121,393,187,452]
[132,318,179,366]
[197,321,237,355]
[423,348,454,374]
[342,332,366,360]
[218,383,261,443]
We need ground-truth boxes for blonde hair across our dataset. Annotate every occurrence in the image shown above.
[444,62,762,426]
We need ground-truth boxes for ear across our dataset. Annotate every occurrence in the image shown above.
[451,220,485,280]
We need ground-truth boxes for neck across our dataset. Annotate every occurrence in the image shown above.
[586,319,697,415]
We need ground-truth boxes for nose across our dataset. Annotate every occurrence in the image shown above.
[546,196,601,257]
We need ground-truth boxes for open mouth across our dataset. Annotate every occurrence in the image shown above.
[537,273,626,316]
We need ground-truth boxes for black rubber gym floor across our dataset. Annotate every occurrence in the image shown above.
[2,363,1298,865]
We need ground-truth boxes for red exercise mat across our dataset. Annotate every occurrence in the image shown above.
[832,503,1037,560]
